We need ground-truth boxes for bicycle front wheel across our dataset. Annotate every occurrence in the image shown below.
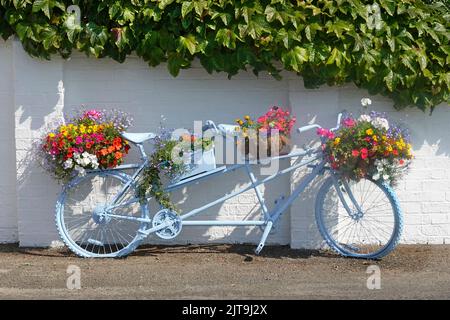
[56,171,148,258]
[315,176,402,259]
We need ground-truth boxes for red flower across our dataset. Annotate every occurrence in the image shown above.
[392,149,399,156]
[399,159,405,165]
[352,150,360,157]
[67,152,73,158]
[86,142,93,149]
[360,148,369,160]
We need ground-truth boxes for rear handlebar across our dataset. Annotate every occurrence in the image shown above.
[297,112,343,134]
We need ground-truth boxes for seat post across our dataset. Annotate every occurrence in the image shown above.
[137,143,148,160]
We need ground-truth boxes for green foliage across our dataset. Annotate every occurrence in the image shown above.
[0,0,449,111]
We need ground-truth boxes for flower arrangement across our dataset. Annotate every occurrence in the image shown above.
[319,99,413,185]
[235,106,296,158]
[38,108,132,180]
[137,127,213,211]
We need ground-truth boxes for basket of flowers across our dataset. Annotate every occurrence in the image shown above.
[319,101,413,185]
[38,108,132,180]
[176,133,215,180]
[235,106,296,160]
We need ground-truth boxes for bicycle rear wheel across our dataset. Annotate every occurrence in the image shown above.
[56,171,148,258]
[315,176,402,259]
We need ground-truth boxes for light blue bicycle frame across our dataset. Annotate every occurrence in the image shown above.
[96,141,327,254]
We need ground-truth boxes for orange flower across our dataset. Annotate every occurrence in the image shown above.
[86,142,93,149]
[100,148,108,156]
[108,146,115,153]
[115,151,122,160]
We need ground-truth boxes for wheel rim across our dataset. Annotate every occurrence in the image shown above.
[57,172,146,257]
[317,177,399,258]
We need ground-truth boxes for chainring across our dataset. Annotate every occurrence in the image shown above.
[152,209,182,240]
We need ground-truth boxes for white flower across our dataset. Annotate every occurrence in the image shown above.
[63,158,73,169]
[372,173,380,181]
[74,165,86,176]
[383,174,390,181]
[371,117,389,130]
[359,114,372,122]
[361,98,372,107]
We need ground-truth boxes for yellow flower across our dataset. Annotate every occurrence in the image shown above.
[92,125,98,133]
[387,145,393,152]
[372,135,378,142]
[235,118,241,124]
[48,133,55,138]
[59,125,66,133]
[382,135,387,141]
[62,130,68,137]
[248,120,253,125]
[366,128,373,136]
[238,120,244,125]
[79,125,86,134]
[244,115,251,121]
[333,137,341,145]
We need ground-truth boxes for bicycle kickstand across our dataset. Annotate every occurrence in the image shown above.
[255,221,273,255]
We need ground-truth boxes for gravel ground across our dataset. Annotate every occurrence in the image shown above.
[0,244,449,299]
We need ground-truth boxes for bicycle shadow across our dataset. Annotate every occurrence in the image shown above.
[130,243,339,261]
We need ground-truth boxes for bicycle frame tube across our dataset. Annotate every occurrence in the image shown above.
[103,148,326,232]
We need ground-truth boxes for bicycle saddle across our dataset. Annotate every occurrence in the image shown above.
[121,132,156,144]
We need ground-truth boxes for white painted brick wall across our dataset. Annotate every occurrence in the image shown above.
[0,40,18,243]
[0,39,449,247]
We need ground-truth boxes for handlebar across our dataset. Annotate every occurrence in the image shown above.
[297,112,343,134]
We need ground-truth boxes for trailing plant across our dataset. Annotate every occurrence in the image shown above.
[0,0,449,111]
[136,127,213,211]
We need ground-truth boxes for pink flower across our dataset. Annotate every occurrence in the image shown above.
[84,109,102,120]
[343,117,356,128]
[75,136,83,145]
[360,148,369,159]
[316,128,334,139]
[352,150,359,157]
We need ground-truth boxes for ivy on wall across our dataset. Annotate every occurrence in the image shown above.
[0,0,449,111]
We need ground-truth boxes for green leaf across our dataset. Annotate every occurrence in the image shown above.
[264,6,279,23]
[32,0,64,19]
[64,14,82,43]
[379,0,396,16]
[86,23,108,47]
[282,46,308,72]
[194,0,207,16]
[181,1,194,18]
[416,49,428,71]
[15,23,31,41]
[215,29,236,49]
[109,2,121,19]
[179,34,197,55]
[167,54,183,76]
[384,70,394,91]
[327,47,341,67]
[32,0,51,18]
[158,0,175,10]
